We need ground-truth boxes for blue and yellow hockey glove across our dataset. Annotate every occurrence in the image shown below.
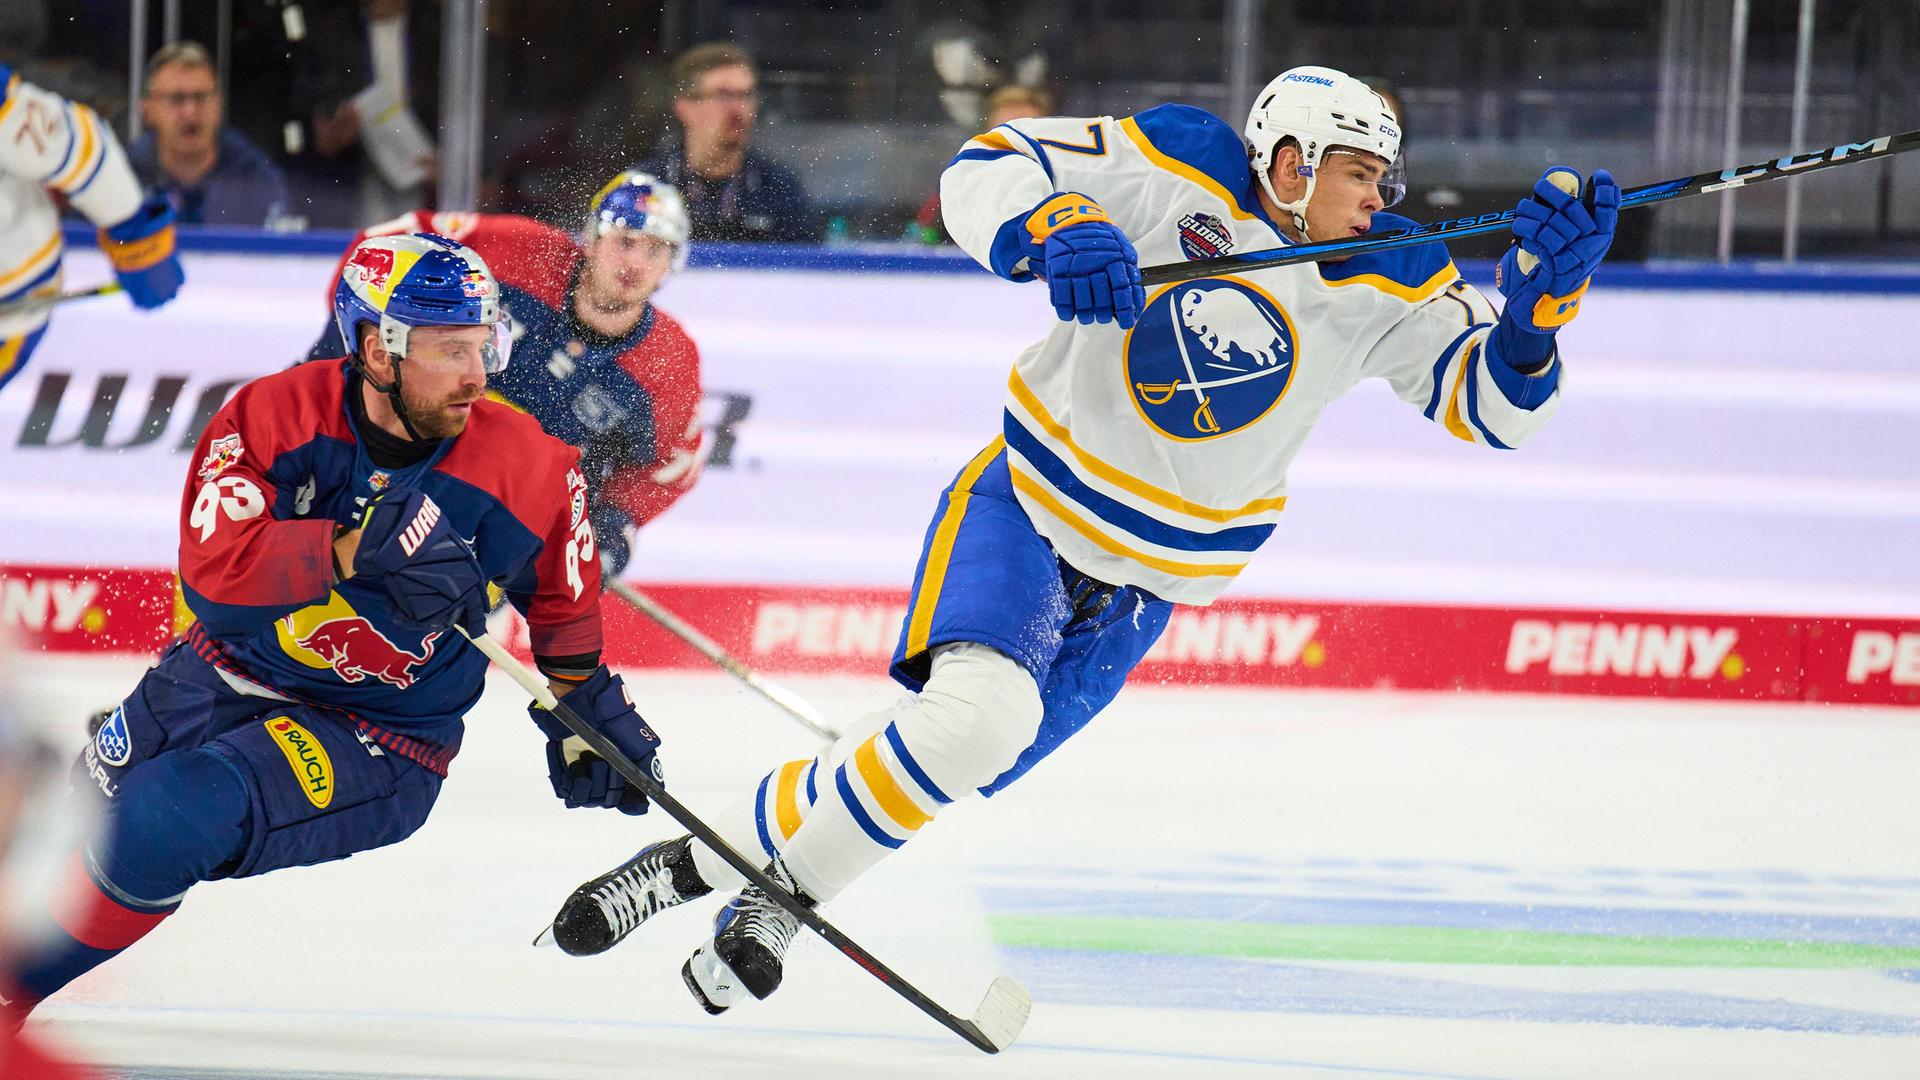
[99,193,185,310]
[526,667,663,815]
[1490,167,1619,371]
[353,490,490,634]
[1022,193,1145,329]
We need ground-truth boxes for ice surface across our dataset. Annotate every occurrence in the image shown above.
[13,657,1920,1079]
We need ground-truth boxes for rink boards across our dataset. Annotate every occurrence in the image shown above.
[2,242,1917,709]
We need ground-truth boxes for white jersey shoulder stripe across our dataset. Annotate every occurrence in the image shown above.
[1116,116,1265,223]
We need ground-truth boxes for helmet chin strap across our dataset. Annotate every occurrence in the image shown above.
[357,352,430,443]
[1257,166,1319,243]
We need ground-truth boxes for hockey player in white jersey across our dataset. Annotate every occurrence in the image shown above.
[0,65,186,391]
[544,66,1620,1011]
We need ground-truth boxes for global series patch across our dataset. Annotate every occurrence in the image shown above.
[1177,212,1233,261]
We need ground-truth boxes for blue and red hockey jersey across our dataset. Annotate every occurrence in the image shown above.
[310,211,705,530]
[178,358,601,772]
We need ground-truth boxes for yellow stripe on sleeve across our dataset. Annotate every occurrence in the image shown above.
[903,437,1006,657]
[773,759,807,840]
[0,335,28,385]
[1008,370,1287,522]
[1440,340,1480,443]
[1323,261,1460,304]
[1008,466,1246,579]
[50,104,100,191]
[0,73,21,127]
[854,736,931,833]
[0,234,60,291]
[970,131,1016,153]
[1118,116,1261,222]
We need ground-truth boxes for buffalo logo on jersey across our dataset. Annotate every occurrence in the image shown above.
[1124,279,1299,440]
[265,716,334,809]
[94,705,133,767]
[197,433,244,481]
[1176,212,1233,260]
[277,593,439,689]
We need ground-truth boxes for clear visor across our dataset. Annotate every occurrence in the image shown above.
[1325,147,1407,209]
[394,315,512,374]
[482,315,512,374]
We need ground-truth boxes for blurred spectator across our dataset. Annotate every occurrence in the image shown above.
[912,84,1053,245]
[129,42,288,227]
[284,0,441,228]
[635,43,817,243]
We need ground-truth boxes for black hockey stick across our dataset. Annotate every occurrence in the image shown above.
[459,628,1031,1054]
[1140,128,1920,286]
[604,578,843,741]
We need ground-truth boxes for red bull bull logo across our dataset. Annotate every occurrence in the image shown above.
[296,618,438,689]
[347,246,397,290]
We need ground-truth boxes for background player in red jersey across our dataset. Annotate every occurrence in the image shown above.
[4,234,665,1025]
[309,172,703,577]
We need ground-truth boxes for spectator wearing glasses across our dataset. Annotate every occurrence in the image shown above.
[130,42,288,227]
[635,43,816,243]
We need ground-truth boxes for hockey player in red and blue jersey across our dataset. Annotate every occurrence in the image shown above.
[307,172,703,576]
[3,233,665,1027]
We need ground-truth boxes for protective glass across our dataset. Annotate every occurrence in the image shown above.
[1326,148,1407,209]
[1378,154,1408,209]
[399,316,512,374]
[482,315,512,374]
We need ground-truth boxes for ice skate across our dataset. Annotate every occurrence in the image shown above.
[683,859,813,1011]
[541,835,710,956]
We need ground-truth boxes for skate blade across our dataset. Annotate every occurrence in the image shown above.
[681,958,731,1016]
[532,923,555,949]
[965,976,1032,1052]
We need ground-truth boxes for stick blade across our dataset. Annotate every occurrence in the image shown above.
[965,976,1032,1053]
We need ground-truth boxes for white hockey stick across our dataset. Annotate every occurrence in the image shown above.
[605,578,842,741]
[461,628,1031,1053]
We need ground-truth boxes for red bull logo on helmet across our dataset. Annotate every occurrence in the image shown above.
[347,246,396,289]
[344,242,424,310]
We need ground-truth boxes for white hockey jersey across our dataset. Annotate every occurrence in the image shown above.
[0,65,146,379]
[940,104,1563,605]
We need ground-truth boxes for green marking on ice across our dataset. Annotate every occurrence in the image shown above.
[987,916,1920,968]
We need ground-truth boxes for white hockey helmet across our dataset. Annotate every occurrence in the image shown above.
[1245,66,1405,237]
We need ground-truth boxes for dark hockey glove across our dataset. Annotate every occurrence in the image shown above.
[1021,193,1144,329]
[526,667,662,815]
[353,490,490,634]
[1490,167,1619,371]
